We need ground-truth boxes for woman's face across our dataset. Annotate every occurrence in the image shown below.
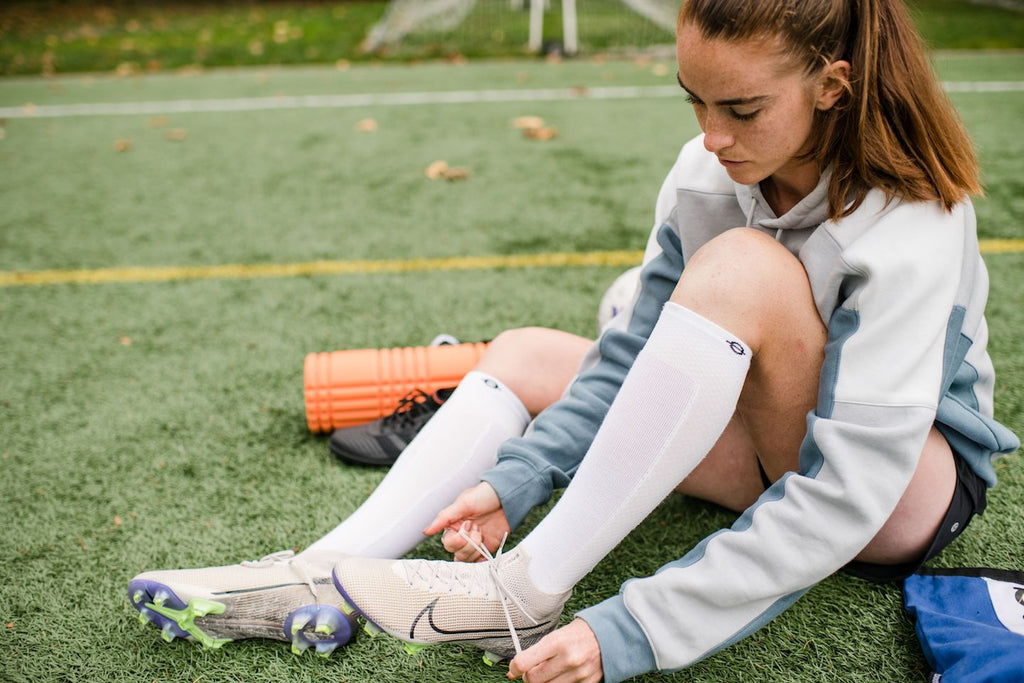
[676,23,844,199]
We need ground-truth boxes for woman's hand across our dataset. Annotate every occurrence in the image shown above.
[422,481,511,562]
[507,619,603,683]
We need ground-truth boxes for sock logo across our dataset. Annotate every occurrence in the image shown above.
[727,340,746,356]
[484,378,500,390]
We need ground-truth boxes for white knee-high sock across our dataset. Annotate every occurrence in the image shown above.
[519,303,751,593]
[304,371,530,559]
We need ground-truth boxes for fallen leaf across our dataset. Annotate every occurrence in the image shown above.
[113,139,133,152]
[146,115,168,128]
[5,623,12,629]
[651,63,669,77]
[355,118,377,132]
[119,335,132,346]
[523,125,558,141]
[113,515,123,527]
[163,128,187,141]
[512,115,545,130]
[441,166,469,181]
[335,59,351,71]
[424,160,449,179]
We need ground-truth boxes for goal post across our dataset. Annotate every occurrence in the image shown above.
[362,0,676,58]
[529,0,578,54]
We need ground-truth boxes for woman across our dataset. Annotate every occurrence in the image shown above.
[331,1,1019,681]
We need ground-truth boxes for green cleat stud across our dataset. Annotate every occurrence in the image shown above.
[482,651,502,666]
[404,642,430,656]
[290,615,311,637]
[315,642,340,658]
[188,597,225,618]
[362,621,382,637]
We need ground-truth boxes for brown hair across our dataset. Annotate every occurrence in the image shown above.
[678,0,982,218]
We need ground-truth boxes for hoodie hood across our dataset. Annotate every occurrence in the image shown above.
[734,168,832,233]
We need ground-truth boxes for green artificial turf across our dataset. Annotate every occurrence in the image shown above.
[0,56,1021,683]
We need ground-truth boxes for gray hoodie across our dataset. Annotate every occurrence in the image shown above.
[481,135,1019,681]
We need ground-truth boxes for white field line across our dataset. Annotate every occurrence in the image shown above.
[1,81,1022,119]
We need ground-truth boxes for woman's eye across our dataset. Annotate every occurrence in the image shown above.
[729,108,759,121]
[685,95,704,107]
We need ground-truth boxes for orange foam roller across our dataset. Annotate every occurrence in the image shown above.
[304,342,489,433]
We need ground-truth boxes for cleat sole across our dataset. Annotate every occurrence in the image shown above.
[483,651,504,665]
[127,579,231,649]
[403,642,430,656]
[283,604,355,656]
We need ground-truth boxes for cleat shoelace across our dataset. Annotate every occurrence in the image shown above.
[241,550,321,605]
[382,390,437,430]
[452,530,540,656]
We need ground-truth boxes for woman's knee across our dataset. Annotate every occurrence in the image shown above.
[475,327,592,415]
[675,229,805,302]
[671,228,819,352]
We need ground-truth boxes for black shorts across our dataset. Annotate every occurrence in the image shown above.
[757,451,988,584]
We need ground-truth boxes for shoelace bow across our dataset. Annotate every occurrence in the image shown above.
[241,550,321,605]
[454,529,541,656]
[382,389,435,429]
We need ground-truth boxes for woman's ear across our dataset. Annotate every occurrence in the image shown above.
[815,60,851,111]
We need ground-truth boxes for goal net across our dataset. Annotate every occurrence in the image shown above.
[361,0,678,58]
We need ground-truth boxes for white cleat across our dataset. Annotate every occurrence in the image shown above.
[333,542,568,662]
[128,549,357,654]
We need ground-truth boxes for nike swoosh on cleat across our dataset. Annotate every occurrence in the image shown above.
[214,582,307,596]
[408,598,555,641]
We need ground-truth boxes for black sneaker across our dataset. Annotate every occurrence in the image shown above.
[328,388,454,467]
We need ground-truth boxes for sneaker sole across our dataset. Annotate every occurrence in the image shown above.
[128,578,355,656]
[327,439,400,468]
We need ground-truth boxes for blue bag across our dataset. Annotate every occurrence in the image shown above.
[903,567,1024,682]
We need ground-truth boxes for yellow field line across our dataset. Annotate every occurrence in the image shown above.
[2,240,1021,287]
[0,250,645,287]
[979,238,1024,254]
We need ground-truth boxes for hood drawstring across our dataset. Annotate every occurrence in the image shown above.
[747,192,785,243]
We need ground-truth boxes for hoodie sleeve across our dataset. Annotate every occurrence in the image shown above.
[578,197,987,681]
